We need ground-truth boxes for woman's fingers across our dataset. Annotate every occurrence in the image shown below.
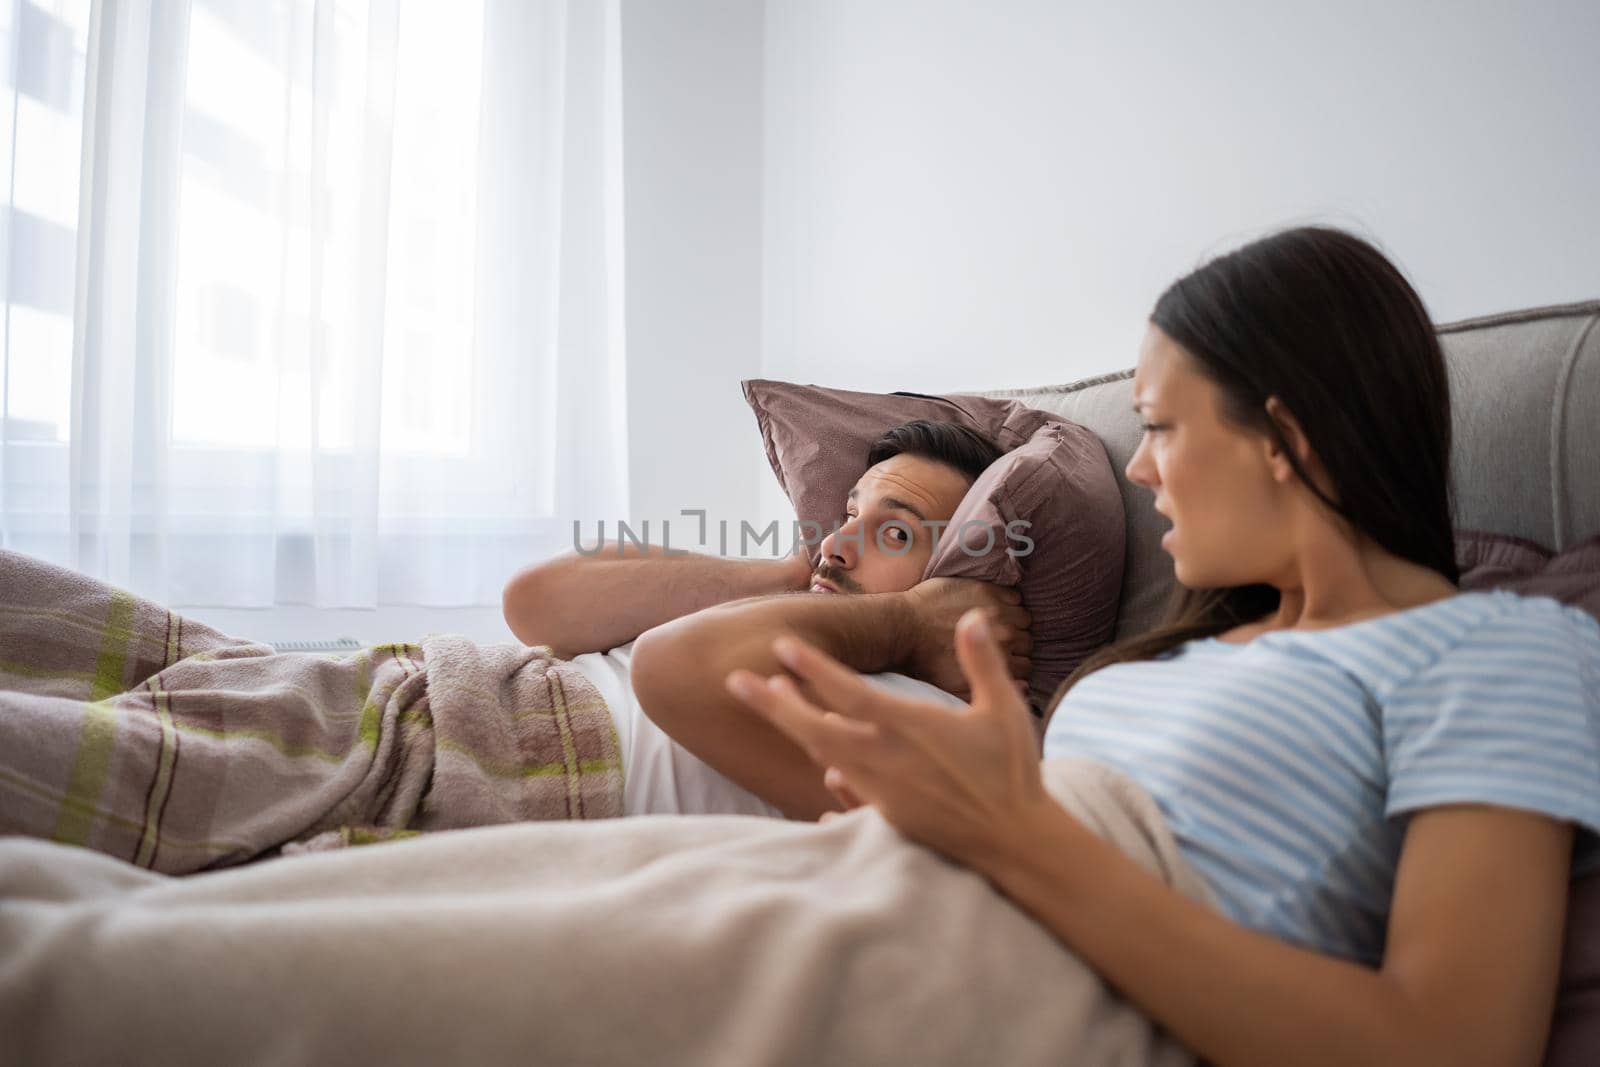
[956,609,1024,708]
[823,765,867,811]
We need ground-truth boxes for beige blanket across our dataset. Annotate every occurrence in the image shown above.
[0,757,1215,1066]
[0,549,622,872]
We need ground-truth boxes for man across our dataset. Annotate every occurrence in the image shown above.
[0,420,1030,872]
[502,420,1033,821]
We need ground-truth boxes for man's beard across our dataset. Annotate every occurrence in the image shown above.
[811,563,864,595]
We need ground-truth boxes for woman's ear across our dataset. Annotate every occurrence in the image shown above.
[1263,396,1331,491]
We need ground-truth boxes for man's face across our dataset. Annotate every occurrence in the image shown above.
[811,453,973,595]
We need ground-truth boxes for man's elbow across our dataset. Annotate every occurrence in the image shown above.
[629,622,696,733]
[502,562,563,651]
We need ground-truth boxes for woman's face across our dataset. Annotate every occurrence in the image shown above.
[1124,325,1298,589]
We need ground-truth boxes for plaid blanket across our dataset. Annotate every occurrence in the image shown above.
[0,550,623,873]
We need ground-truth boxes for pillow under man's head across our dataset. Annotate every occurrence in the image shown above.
[743,377,1126,711]
[809,420,1004,596]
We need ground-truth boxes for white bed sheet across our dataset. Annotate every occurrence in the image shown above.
[569,640,965,817]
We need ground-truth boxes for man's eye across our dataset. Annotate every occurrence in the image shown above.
[1140,422,1169,434]
[886,526,910,543]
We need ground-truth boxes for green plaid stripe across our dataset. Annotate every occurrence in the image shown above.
[49,589,136,846]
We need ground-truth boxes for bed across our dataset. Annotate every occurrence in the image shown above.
[2,300,1597,1065]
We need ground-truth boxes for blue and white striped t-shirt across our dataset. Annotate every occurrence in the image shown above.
[1042,588,1600,966]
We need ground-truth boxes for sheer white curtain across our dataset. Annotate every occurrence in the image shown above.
[1,0,628,608]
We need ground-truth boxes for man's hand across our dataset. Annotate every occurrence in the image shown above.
[897,578,1032,698]
[780,542,817,591]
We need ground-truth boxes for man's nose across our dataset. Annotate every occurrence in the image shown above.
[824,518,860,567]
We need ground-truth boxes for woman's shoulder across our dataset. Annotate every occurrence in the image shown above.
[1367,587,1600,658]
[1453,587,1600,641]
[1211,587,1516,648]
[1324,587,1591,643]
[1202,588,1599,692]
[1387,588,1600,689]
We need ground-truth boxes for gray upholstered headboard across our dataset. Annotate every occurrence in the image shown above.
[981,301,1600,641]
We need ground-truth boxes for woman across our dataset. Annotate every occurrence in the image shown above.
[726,226,1600,1067]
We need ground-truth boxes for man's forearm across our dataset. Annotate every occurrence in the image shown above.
[630,591,912,820]
[503,544,811,657]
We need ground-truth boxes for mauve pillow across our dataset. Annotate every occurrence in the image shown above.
[742,379,1126,710]
[1455,529,1600,1067]
[1456,529,1600,620]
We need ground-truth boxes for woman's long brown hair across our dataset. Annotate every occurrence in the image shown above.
[1046,226,1458,719]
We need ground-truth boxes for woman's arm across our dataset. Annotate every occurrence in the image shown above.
[981,799,1569,1067]
[730,613,1572,1067]
[501,543,813,658]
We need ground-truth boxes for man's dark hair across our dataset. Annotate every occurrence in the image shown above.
[866,420,1003,483]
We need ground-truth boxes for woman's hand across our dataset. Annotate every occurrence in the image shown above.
[724,608,1058,872]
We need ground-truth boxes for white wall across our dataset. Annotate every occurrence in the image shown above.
[194,1,1600,641]
[762,0,1600,395]
[620,0,771,550]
